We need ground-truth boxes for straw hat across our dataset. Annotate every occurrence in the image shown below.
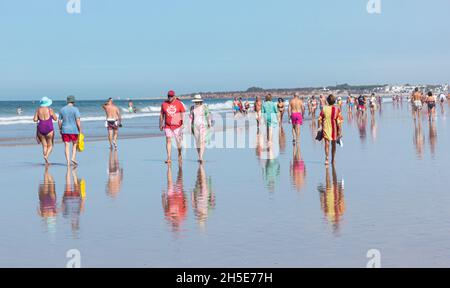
[192,94,203,103]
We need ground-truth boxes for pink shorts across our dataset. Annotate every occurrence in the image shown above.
[291,112,303,125]
[164,127,183,140]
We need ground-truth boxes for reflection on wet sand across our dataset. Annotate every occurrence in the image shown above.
[413,120,425,159]
[370,113,377,142]
[261,145,280,193]
[309,120,317,143]
[62,166,86,237]
[278,125,286,154]
[428,120,437,157]
[162,165,187,234]
[106,149,124,199]
[38,166,57,235]
[290,143,306,192]
[255,131,264,161]
[357,113,367,143]
[317,165,345,234]
[191,164,215,231]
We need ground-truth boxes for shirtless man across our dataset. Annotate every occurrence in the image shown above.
[102,98,122,149]
[288,93,305,143]
[411,88,423,120]
[319,95,327,111]
[254,96,263,131]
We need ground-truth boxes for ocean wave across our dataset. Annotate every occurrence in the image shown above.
[121,100,237,114]
[0,112,162,126]
[0,100,250,126]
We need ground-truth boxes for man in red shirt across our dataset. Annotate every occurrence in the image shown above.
[160,90,186,164]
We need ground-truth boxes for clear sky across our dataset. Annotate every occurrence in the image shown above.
[0,0,449,100]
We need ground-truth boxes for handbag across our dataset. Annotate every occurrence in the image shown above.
[315,129,324,141]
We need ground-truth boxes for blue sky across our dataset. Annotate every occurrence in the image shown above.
[0,0,449,100]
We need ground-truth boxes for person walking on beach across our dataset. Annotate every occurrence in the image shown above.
[412,88,423,120]
[319,95,326,111]
[59,96,82,166]
[160,90,186,164]
[34,97,58,164]
[102,98,122,150]
[318,95,343,166]
[310,96,318,120]
[233,97,240,116]
[439,93,446,112]
[288,93,304,144]
[190,94,212,163]
[277,98,285,124]
[262,93,278,143]
[254,96,262,131]
[369,93,377,116]
[357,95,366,116]
[425,92,436,121]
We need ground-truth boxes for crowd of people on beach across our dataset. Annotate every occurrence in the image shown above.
[30,88,449,234]
[31,88,449,168]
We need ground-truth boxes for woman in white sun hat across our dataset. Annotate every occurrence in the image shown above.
[33,97,58,164]
[190,94,212,163]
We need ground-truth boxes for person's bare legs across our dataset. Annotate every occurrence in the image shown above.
[324,139,330,166]
[331,141,337,165]
[165,137,172,164]
[291,125,296,143]
[295,124,300,143]
[176,137,183,163]
[71,141,78,166]
[39,134,48,164]
[64,142,71,166]
[45,132,54,163]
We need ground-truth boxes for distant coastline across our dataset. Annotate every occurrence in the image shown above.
[179,83,449,100]
[1,83,448,102]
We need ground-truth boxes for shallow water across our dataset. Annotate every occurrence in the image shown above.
[0,101,449,267]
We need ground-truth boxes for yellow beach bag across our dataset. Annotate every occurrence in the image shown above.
[77,133,85,152]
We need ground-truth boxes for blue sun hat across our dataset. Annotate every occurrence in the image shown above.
[40,97,53,107]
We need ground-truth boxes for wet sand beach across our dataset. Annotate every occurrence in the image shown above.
[0,102,449,267]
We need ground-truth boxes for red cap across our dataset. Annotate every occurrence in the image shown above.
[167,90,176,97]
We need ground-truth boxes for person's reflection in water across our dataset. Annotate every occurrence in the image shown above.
[262,144,280,193]
[317,165,345,235]
[106,149,124,199]
[162,164,187,234]
[370,113,377,142]
[428,119,437,157]
[290,143,306,192]
[278,125,286,154]
[38,165,57,236]
[62,166,86,237]
[255,130,264,163]
[310,120,317,143]
[413,120,425,159]
[191,164,215,231]
[357,113,367,143]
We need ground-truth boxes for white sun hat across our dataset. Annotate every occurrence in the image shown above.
[192,94,203,103]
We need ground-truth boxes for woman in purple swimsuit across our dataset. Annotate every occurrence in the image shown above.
[34,97,58,164]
